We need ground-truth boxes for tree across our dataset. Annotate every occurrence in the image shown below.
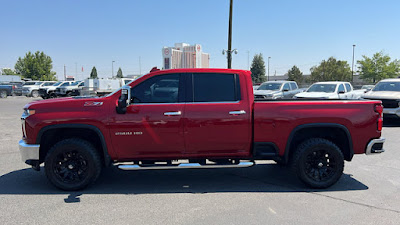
[310,57,351,82]
[1,68,17,75]
[357,51,400,83]
[14,51,57,81]
[287,65,303,84]
[250,53,266,83]
[116,67,123,78]
[90,66,98,79]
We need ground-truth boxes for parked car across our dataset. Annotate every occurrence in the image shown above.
[294,81,363,99]
[39,81,72,99]
[9,81,24,96]
[55,81,84,97]
[22,81,56,97]
[254,81,303,99]
[19,68,384,191]
[0,83,13,98]
[363,78,400,118]
[81,78,134,96]
[361,85,375,92]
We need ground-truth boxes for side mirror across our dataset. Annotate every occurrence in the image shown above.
[338,90,345,94]
[117,85,131,114]
[282,88,289,92]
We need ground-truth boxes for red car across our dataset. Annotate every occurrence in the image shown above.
[19,68,385,190]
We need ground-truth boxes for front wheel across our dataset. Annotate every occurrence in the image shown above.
[291,138,344,188]
[0,90,7,98]
[31,90,39,98]
[45,138,102,191]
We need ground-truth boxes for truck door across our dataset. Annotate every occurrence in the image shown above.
[109,73,186,159]
[184,73,252,157]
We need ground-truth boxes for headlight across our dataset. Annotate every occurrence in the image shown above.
[23,109,36,117]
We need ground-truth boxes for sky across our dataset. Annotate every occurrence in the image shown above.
[1,0,400,80]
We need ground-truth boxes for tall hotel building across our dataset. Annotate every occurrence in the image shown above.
[162,43,210,69]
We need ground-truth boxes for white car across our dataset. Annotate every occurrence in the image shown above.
[22,81,56,97]
[254,81,303,99]
[294,81,363,99]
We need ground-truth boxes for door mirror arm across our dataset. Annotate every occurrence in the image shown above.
[117,85,131,114]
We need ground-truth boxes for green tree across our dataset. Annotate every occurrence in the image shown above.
[250,53,266,83]
[310,57,351,82]
[14,51,57,81]
[357,51,400,83]
[287,65,303,84]
[90,66,98,79]
[116,67,123,78]
[1,68,17,75]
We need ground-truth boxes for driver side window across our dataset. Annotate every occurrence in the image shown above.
[131,74,180,103]
[338,84,345,93]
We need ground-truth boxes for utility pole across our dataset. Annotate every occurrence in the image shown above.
[64,64,66,81]
[227,0,233,69]
[352,44,356,83]
[267,57,271,81]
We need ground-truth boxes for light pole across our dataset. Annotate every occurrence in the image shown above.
[352,44,356,83]
[267,57,271,81]
[112,61,115,78]
[227,0,233,69]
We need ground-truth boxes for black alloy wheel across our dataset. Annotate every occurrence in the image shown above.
[45,138,102,191]
[291,138,344,188]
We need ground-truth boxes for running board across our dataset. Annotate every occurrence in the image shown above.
[117,162,254,170]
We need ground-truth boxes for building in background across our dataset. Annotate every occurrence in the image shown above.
[162,43,209,69]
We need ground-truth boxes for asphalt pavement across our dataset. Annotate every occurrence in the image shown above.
[0,97,399,225]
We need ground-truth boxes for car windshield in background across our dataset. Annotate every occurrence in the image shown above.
[373,82,400,92]
[307,84,337,93]
[60,82,70,87]
[43,82,54,86]
[52,82,62,86]
[24,82,37,85]
[257,83,282,91]
[34,82,43,85]
[70,81,81,86]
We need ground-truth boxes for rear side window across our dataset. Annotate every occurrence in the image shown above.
[192,73,240,102]
[345,83,351,92]
[290,82,298,90]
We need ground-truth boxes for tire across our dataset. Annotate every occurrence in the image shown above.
[291,138,344,189]
[31,90,39,98]
[45,138,102,191]
[49,92,57,98]
[0,90,7,98]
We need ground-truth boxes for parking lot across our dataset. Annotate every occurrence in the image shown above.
[0,96,399,225]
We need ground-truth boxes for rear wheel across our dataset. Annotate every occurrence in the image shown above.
[45,138,102,191]
[291,138,344,188]
[49,92,57,98]
[0,90,7,98]
[31,90,39,98]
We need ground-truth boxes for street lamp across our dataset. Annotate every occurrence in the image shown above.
[268,57,271,81]
[227,0,233,69]
[352,44,356,83]
[112,61,115,78]
[222,49,238,68]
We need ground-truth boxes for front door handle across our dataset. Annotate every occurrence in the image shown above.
[229,110,246,115]
[164,111,182,116]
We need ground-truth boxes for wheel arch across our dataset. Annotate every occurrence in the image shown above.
[284,123,353,163]
[37,124,112,166]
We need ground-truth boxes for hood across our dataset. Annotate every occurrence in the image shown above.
[24,96,107,112]
[363,91,400,100]
[295,92,337,99]
[254,90,281,95]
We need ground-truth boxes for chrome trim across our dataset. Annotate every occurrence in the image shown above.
[19,139,40,162]
[366,138,385,155]
[164,111,182,116]
[117,162,254,170]
[229,110,246,115]
[383,107,400,117]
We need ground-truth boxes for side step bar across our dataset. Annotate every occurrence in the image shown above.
[117,162,254,171]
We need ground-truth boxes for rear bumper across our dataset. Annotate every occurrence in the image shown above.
[19,139,40,163]
[365,138,385,155]
[383,107,400,117]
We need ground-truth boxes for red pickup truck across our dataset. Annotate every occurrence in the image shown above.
[19,68,385,191]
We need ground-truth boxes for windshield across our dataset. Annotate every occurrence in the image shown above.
[257,83,283,91]
[60,82,70,87]
[372,81,400,92]
[71,81,81,86]
[307,84,337,93]
[34,82,43,85]
[24,82,37,86]
[52,82,62,86]
[43,82,55,86]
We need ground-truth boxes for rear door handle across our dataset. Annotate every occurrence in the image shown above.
[229,110,246,115]
[164,111,182,116]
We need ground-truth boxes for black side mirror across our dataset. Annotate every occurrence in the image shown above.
[117,85,131,114]
[338,90,345,94]
[283,89,289,92]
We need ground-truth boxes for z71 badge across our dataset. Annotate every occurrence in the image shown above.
[84,102,103,107]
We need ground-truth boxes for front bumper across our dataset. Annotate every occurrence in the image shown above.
[365,138,385,155]
[19,139,40,163]
[383,107,400,117]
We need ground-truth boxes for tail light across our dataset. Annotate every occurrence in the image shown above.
[375,104,383,131]
[12,85,16,90]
